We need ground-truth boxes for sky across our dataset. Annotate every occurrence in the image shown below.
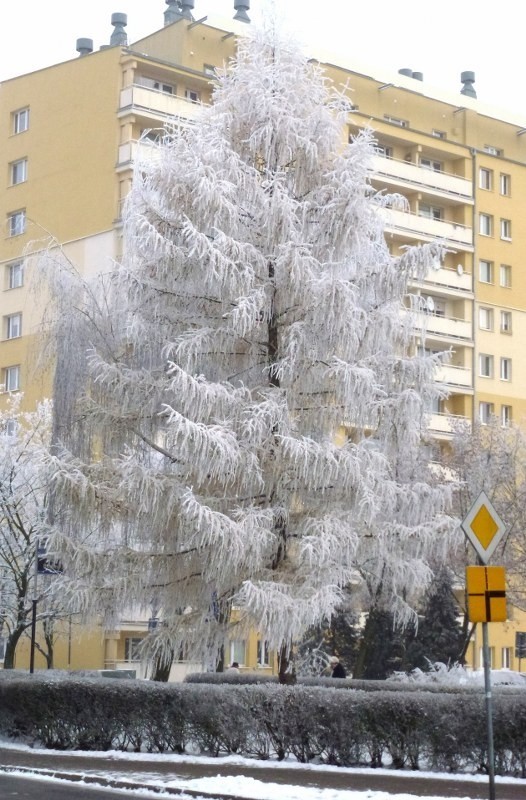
[0,0,524,118]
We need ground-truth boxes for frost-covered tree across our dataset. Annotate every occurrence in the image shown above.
[0,397,64,668]
[444,417,526,610]
[43,16,458,676]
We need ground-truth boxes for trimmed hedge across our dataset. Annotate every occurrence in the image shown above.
[1,675,526,776]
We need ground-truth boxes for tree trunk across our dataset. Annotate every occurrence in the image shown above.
[3,627,25,669]
[151,649,174,682]
[278,642,296,684]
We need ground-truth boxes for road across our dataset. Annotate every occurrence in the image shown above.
[0,772,148,799]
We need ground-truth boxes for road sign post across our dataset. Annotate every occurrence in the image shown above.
[461,491,508,800]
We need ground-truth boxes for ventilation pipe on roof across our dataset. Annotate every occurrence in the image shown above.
[460,71,477,98]
[165,0,182,24]
[76,38,94,56]
[180,0,195,19]
[398,68,413,77]
[412,71,423,81]
[110,12,128,46]
[234,0,251,22]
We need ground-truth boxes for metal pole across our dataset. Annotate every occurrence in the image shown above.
[482,621,496,800]
[29,538,39,674]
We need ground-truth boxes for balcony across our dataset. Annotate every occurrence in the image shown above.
[435,364,473,390]
[371,155,473,203]
[118,85,203,123]
[417,312,472,341]
[414,265,473,295]
[427,412,471,437]
[383,207,473,250]
[117,139,161,170]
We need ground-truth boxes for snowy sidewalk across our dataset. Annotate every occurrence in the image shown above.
[1,744,526,800]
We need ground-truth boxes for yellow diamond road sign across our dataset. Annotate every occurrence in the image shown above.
[461,491,507,564]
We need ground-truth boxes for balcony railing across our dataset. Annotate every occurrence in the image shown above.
[435,363,473,389]
[417,312,472,341]
[371,155,473,202]
[427,412,471,436]
[119,85,203,121]
[417,265,473,294]
[383,207,473,249]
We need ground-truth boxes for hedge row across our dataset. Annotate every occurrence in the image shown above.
[1,676,526,776]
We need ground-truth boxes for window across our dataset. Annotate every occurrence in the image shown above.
[257,639,270,666]
[3,419,17,437]
[12,107,29,134]
[478,307,493,330]
[500,310,512,333]
[0,637,5,661]
[138,76,174,94]
[479,167,493,190]
[5,313,22,339]
[419,203,443,221]
[8,210,26,236]
[479,260,493,283]
[124,637,144,661]
[375,143,393,158]
[500,173,511,196]
[384,114,408,127]
[480,402,494,425]
[7,260,24,289]
[185,88,200,103]
[229,639,247,666]
[479,213,493,236]
[431,129,446,139]
[203,63,216,76]
[479,354,493,378]
[500,264,512,288]
[483,145,502,156]
[3,366,20,392]
[10,158,27,185]
[500,219,512,240]
[421,157,443,171]
[500,357,512,381]
[501,406,512,428]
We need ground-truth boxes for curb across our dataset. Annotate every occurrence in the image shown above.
[0,765,245,800]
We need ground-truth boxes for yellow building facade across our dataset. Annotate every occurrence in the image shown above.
[1,4,525,674]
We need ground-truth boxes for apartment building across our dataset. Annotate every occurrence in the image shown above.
[1,1,525,673]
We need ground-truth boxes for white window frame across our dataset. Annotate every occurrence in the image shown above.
[500,173,511,196]
[124,637,144,661]
[256,639,270,667]
[4,365,20,392]
[483,145,501,156]
[4,419,17,437]
[8,210,26,237]
[500,219,512,241]
[500,357,512,381]
[501,646,512,669]
[500,310,512,333]
[420,157,443,172]
[479,213,493,236]
[7,261,23,289]
[419,203,443,221]
[5,313,22,340]
[10,158,27,186]
[229,639,247,667]
[431,129,446,139]
[478,307,493,330]
[479,167,493,190]
[479,260,493,284]
[375,143,393,158]
[138,76,174,95]
[185,88,201,103]
[383,114,408,127]
[13,107,29,134]
[479,402,494,425]
[479,354,493,378]
[501,406,512,428]
[500,264,512,288]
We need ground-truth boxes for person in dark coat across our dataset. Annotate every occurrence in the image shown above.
[329,655,346,678]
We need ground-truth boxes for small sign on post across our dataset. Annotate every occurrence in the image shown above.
[461,491,506,564]
[466,566,506,623]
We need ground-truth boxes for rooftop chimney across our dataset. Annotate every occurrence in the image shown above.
[460,71,476,99]
[412,71,423,81]
[180,0,195,20]
[110,12,128,46]
[76,38,94,57]
[165,0,182,24]
[234,0,250,22]
[398,68,412,77]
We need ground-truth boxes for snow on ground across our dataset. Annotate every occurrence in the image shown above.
[2,740,526,800]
